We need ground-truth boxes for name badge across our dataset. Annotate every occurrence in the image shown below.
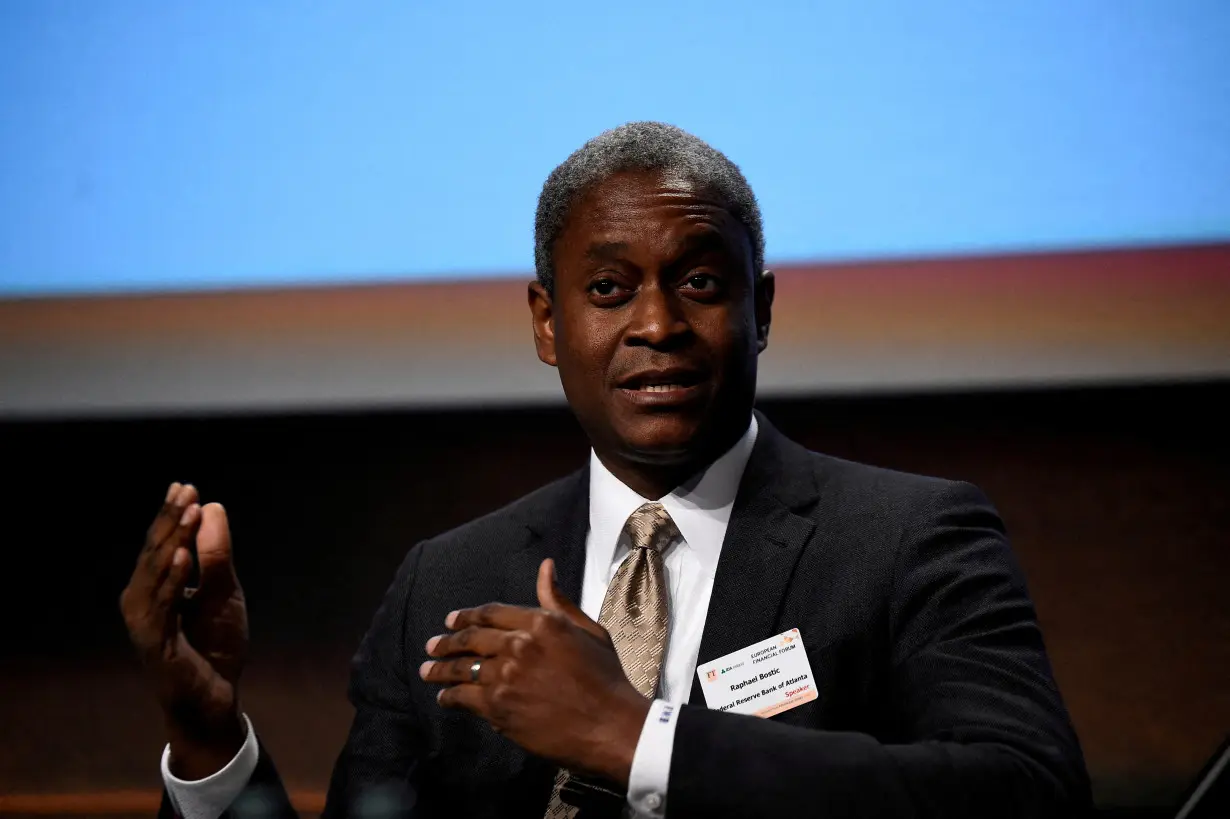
[695,628,817,718]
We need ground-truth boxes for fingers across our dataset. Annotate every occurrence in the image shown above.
[122,483,203,650]
[420,656,510,731]
[152,548,193,645]
[148,502,200,599]
[419,655,500,685]
[123,524,196,662]
[436,682,484,714]
[426,626,523,660]
[195,503,235,588]
[128,485,202,604]
[448,602,540,633]
[142,483,200,562]
[536,559,564,610]
[536,559,607,642]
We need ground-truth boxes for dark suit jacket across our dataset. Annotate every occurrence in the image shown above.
[163,413,1090,818]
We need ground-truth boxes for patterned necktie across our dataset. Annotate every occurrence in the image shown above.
[543,502,679,818]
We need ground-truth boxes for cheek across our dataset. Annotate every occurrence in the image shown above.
[555,315,619,391]
[698,307,757,361]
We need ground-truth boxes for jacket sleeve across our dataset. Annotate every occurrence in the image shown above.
[321,544,427,818]
[157,721,296,819]
[665,481,1091,819]
[158,735,297,819]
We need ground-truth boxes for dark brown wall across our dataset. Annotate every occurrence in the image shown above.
[2,383,1227,814]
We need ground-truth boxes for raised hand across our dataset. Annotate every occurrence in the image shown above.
[420,559,650,785]
[119,482,249,778]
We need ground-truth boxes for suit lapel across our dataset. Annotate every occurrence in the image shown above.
[504,466,590,608]
[688,413,818,706]
[495,467,590,810]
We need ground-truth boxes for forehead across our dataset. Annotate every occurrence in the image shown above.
[558,169,747,257]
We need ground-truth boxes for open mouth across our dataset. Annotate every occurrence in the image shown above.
[617,368,708,404]
[637,383,693,393]
[620,369,706,392]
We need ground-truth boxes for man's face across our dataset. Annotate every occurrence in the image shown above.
[530,169,772,471]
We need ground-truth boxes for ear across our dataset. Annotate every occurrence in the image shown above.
[528,280,558,366]
[754,269,775,353]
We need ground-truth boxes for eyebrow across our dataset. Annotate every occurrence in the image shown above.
[583,233,731,266]
[583,242,630,264]
[670,231,729,259]
[659,231,736,279]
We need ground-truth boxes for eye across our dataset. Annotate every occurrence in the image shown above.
[587,276,631,304]
[681,273,722,296]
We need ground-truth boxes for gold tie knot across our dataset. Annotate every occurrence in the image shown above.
[625,502,679,553]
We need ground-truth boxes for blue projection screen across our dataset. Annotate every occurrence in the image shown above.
[1,0,1228,297]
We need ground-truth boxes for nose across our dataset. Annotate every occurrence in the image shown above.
[625,282,692,350]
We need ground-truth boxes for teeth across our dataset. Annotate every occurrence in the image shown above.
[640,384,682,392]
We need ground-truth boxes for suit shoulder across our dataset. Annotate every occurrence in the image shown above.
[415,469,583,560]
[780,442,1006,578]
[797,445,993,516]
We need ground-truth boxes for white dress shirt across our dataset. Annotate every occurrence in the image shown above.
[163,416,758,819]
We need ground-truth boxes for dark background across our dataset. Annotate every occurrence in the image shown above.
[2,382,1228,817]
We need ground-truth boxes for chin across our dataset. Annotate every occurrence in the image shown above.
[615,414,710,465]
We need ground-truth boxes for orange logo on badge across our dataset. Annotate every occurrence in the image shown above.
[706,669,718,681]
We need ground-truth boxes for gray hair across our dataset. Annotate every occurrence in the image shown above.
[533,121,764,293]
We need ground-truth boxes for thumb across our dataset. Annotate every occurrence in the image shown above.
[536,559,606,641]
[196,502,237,588]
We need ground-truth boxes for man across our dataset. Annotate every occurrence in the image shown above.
[121,122,1090,818]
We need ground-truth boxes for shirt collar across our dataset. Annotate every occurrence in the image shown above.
[588,414,759,579]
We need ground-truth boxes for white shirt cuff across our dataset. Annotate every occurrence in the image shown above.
[161,714,260,819]
[626,699,679,818]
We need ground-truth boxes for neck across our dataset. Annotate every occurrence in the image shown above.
[596,415,751,500]
[601,459,697,501]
